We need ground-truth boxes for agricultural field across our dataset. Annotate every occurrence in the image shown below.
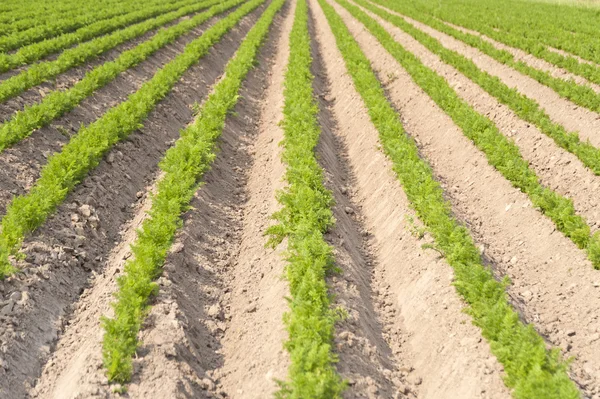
[0,0,599,397]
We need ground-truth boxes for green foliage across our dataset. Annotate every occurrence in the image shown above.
[364,0,600,157]
[0,0,174,53]
[266,0,345,397]
[101,0,284,383]
[0,0,127,36]
[345,0,600,269]
[374,0,600,86]
[318,0,579,397]
[0,0,266,279]
[0,0,214,103]
[0,0,240,153]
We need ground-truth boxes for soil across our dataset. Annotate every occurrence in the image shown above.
[0,5,267,398]
[0,0,598,397]
[0,7,240,215]
[310,0,510,398]
[334,0,600,396]
[438,20,600,93]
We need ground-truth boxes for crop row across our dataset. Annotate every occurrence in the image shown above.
[0,0,123,22]
[405,0,600,67]
[368,0,600,116]
[102,0,284,384]
[0,0,115,25]
[0,0,218,103]
[402,0,600,86]
[319,0,579,397]
[0,0,237,153]
[0,0,161,51]
[0,0,198,72]
[341,0,600,270]
[0,0,137,37]
[358,0,600,175]
[0,0,266,278]
[266,0,344,397]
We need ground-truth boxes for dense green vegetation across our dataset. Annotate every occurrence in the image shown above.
[0,0,174,52]
[338,0,600,269]
[318,0,579,396]
[266,0,345,397]
[0,0,200,72]
[0,0,240,153]
[0,0,265,279]
[374,0,600,85]
[102,0,284,383]
[0,0,218,102]
[364,0,600,114]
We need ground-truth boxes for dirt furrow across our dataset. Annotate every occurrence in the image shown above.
[376,8,600,150]
[353,2,600,237]
[311,0,511,397]
[309,9,416,398]
[32,2,292,397]
[0,9,264,398]
[130,2,293,397]
[327,1,600,395]
[433,20,600,93]
[0,7,240,215]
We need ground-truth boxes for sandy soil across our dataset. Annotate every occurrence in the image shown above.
[1,0,598,397]
[332,0,600,395]
[0,6,267,398]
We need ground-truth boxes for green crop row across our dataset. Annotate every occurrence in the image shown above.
[365,0,600,115]
[0,0,215,103]
[266,0,345,397]
[102,0,283,383]
[339,0,600,269]
[0,0,137,36]
[319,0,579,397]
[0,0,197,71]
[354,0,600,206]
[0,0,265,279]
[0,0,162,50]
[0,0,122,22]
[402,0,600,86]
[0,0,236,153]
[398,0,600,67]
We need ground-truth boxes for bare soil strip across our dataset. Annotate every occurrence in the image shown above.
[352,1,600,247]
[327,1,600,395]
[547,46,600,69]
[435,20,600,93]
[311,0,511,397]
[0,10,263,398]
[310,10,414,397]
[375,7,600,151]
[32,2,292,398]
[0,11,239,216]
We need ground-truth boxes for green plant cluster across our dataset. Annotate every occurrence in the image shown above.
[266,0,345,397]
[319,0,579,397]
[367,0,600,116]
[0,0,123,24]
[0,0,237,153]
[0,0,214,103]
[0,0,165,52]
[382,0,600,86]
[0,0,134,37]
[0,0,198,72]
[102,0,283,383]
[340,0,600,269]
[0,0,265,279]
